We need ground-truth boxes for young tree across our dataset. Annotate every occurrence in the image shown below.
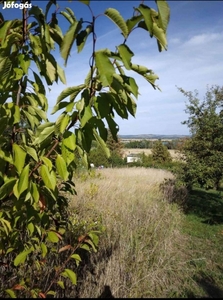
[177,85,223,190]
[0,0,170,297]
[89,131,125,167]
[151,139,172,164]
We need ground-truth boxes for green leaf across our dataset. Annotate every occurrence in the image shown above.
[0,20,13,43]
[63,131,76,151]
[26,146,38,162]
[0,218,12,235]
[76,98,84,112]
[95,93,111,118]
[34,124,55,145]
[49,25,63,47]
[93,129,110,158]
[13,180,19,200]
[13,144,26,174]
[78,0,90,5]
[33,71,46,94]
[131,64,152,75]
[95,50,115,86]
[136,4,153,34]
[88,232,99,247]
[122,75,139,98]
[33,107,47,121]
[62,269,77,285]
[56,154,69,180]
[46,59,56,83]
[27,222,34,235]
[60,114,70,133]
[40,165,55,191]
[0,178,17,200]
[136,3,169,51]
[41,242,48,258]
[14,249,32,266]
[29,34,42,55]
[111,74,128,103]
[0,57,12,84]
[66,102,75,113]
[61,145,75,166]
[152,22,168,51]
[47,291,56,296]
[126,14,143,32]
[18,164,29,196]
[127,95,137,117]
[47,231,59,243]
[85,238,97,252]
[76,25,92,53]
[65,7,76,20]
[19,54,30,74]
[156,0,170,33]
[57,63,66,84]
[80,105,92,127]
[23,110,36,130]
[13,105,20,124]
[5,289,16,298]
[60,11,75,24]
[143,72,160,89]
[51,101,70,115]
[70,254,82,266]
[80,243,90,251]
[106,115,119,139]
[35,225,42,237]
[56,84,85,104]
[57,281,65,289]
[30,181,39,203]
[60,20,82,66]
[104,8,128,38]
[117,44,134,70]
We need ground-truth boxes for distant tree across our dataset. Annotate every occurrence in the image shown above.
[88,146,109,167]
[176,85,223,190]
[151,140,172,164]
[89,130,125,167]
[139,152,153,167]
[107,130,123,156]
[124,139,153,149]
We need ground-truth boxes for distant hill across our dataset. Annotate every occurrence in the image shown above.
[119,134,190,140]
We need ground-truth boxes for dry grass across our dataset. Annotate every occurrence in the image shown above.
[122,148,182,161]
[70,168,194,298]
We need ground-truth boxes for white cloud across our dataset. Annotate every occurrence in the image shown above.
[183,32,223,47]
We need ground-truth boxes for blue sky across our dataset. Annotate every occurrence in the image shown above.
[2,1,223,136]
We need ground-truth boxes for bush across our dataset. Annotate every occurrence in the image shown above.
[160,178,189,211]
[151,140,172,164]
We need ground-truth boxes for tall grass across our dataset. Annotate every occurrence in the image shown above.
[70,168,193,298]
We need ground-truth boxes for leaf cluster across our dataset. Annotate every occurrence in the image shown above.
[0,0,170,297]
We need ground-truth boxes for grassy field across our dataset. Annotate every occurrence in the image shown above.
[122,148,182,160]
[70,167,223,298]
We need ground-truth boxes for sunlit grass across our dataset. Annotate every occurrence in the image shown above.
[70,168,191,297]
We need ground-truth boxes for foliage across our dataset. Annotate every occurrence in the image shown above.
[0,0,170,297]
[124,139,180,149]
[89,130,125,167]
[88,146,110,168]
[151,139,172,164]
[126,151,178,171]
[124,139,153,149]
[175,85,223,190]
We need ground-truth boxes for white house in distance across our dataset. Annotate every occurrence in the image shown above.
[126,153,141,163]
